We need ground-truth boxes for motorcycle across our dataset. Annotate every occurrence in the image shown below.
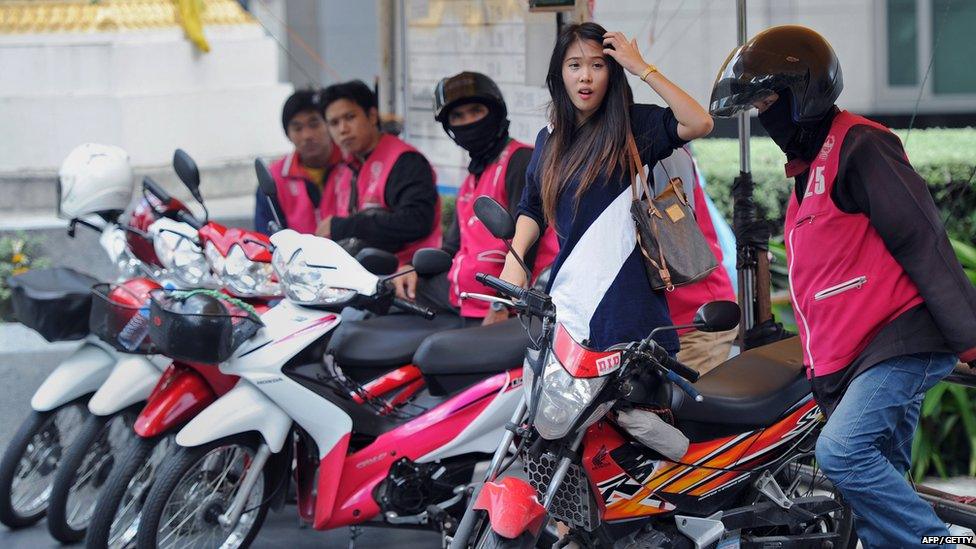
[130,225,541,548]
[43,169,223,543]
[84,150,281,549]
[0,172,201,534]
[448,197,855,549]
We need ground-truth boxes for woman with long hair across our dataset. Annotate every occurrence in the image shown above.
[499,22,712,353]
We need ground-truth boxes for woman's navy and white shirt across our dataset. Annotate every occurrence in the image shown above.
[518,104,687,352]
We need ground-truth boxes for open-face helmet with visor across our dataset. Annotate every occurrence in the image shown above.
[709,25,842,123]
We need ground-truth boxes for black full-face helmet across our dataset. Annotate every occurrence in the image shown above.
[709,25,843,123]
[433,71,507,123]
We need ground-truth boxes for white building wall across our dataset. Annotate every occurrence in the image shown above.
[403,0,555,191]
[0,24,292,182]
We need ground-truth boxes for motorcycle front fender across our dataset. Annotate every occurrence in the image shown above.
[30,338,117,412]
[175,381,292,453]
[134,363,217,437]
[474,477,547,539]
[87,354,165,416]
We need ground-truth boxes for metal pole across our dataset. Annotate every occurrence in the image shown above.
[735,0,756,334]
[737,0,750,176]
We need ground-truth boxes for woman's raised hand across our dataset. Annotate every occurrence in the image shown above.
[602,31,650,77]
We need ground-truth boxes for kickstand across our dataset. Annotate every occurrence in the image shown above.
[349,525,363,549]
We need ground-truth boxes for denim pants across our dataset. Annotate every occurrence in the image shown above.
[816,352,958,549]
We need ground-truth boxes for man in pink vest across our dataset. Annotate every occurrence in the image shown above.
[317,80,441,263]
[712,26,976,548]
[656,146,737,375]
[392,72,558,326]
[255,89,342,235]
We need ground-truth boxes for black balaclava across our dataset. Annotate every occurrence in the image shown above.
[444,100,510,176]
[757,88,837,162]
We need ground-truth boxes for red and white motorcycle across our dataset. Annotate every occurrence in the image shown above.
[131,224,543,548]
[0,146,203,536]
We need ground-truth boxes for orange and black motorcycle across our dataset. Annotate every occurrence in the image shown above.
[448,198,854,549]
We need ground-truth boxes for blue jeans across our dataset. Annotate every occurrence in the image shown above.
[816,352,958,549]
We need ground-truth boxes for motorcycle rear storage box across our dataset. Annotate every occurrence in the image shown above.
[7,267,99,342]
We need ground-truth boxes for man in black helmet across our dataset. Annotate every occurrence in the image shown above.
[392,72,558,326]
[711,25,976,548]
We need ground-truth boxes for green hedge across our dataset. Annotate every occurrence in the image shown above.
[693,128,976,241]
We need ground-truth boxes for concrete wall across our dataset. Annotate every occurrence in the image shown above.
[402,0,556,191]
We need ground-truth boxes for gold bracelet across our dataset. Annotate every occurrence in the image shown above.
[640,64,658,82]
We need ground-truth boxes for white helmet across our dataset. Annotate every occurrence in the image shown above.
[58,143,134,219]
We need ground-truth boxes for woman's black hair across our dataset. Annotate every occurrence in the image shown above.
[322,80,378,114]
[541,21,634,227]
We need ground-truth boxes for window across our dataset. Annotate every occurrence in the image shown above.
[887,0,918,86]
[931,0,976,94]
[878,0,976,112]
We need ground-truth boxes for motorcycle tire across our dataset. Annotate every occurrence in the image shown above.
[469,511,558,549]
[0,399,87,529]
[136,433,272,549]
[47,409,136,543]
[86,433,175,549]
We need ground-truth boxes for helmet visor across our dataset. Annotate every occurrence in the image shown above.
[709,46,794,118]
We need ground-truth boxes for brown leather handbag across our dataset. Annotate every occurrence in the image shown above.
[627,134,718,291]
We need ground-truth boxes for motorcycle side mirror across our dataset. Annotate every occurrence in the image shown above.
[255,158,277,200]
[355,247,399,276]
[173,149,203,204]
[412,248,452,277]
[473,196,515,240]
[255,158,285,232]
[693,301,741,332]
[473,196,532,282]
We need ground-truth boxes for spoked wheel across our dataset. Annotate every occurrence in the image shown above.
[136,434,271,549]
[86,434,176,549]
[0,399,87,528]
[47,408,138,543]
[744,451,856,548]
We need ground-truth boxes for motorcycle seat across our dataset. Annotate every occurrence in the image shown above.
[414,318,529,395]
[327,313,461,374]
[671,337,810,427]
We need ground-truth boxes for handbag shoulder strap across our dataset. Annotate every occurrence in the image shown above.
[626,132,657,213]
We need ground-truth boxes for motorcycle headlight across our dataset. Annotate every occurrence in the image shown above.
[204,241,225,277]
[273,247,356,306]
[534,351,608,440]
[218,244,280,297]
[153,230,213,287]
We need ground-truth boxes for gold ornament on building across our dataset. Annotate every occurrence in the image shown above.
[0,0,254,35]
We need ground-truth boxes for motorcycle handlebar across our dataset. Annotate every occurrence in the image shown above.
[142,177,202,229]
[647,341,700,383]
[664,369,703,402]
[475,273,526,302]
[392,297,436,320]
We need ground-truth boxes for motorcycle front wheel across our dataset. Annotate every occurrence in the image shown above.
[468,509,559,549]
[86,433,175,549]
[47,407,137,543]
[0,399,87,528]
[135,433,272,549]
